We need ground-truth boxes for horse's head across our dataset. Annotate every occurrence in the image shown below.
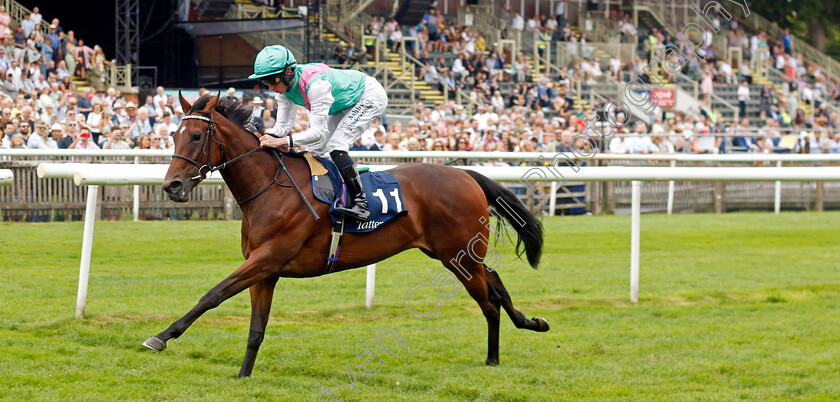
[164,92,223,202]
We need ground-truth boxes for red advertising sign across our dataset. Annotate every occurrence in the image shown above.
[651,88,675,108]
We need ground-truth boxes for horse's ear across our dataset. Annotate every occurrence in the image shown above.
[204,92,220,113]
[178,91,191,113]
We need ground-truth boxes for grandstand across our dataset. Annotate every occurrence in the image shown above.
[178,0,839,151]
[0,0,835,150]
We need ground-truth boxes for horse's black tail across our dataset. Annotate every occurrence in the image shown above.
[464,170,544,269]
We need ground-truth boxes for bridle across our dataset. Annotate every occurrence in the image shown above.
[172,113,262,181]
[170,111,320,219]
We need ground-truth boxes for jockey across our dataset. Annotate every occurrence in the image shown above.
[250,45,387,222]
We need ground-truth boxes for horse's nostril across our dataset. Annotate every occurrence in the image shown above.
[167,180,183,193]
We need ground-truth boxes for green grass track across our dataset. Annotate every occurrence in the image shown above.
[0,212,838,400]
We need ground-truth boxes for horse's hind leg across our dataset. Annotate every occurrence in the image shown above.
[485,268,549,332]
[238,277,279,378]
[443,259,501,366]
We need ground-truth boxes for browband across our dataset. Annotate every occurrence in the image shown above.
[182,115,213,122]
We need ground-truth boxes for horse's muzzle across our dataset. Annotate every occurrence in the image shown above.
[163,179,194,202]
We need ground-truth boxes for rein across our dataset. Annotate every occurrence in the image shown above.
[172,113,319,220]
[235,150,291,205]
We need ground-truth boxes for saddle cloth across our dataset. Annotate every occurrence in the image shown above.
[309,155,407,232]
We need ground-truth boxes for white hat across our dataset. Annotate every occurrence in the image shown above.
[252,96,263,104]
[50,123,62,131]
[227,87,235,93]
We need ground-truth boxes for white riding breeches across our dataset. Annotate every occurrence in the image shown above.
[314,75,387,155]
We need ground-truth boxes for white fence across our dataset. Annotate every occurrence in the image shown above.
[0,169,12,185]
[13,150,840,220]
[7,148,840,161]
[37,162,840,317]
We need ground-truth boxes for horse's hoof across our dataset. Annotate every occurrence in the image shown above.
[485,358,499,366]
[533,317,550,332]
[142,336,166,351]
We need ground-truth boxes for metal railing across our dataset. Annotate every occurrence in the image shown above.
[633,0,728,59]
[326,0,373,49]
[738,11,840,83]
[2,0,50,32]
[4,0,131,91]
[633,0,840,83]
[709,91,739,121]
[104,63,132,90]
[362,36,405,104]
[590,40,637,63]
[454,87,479,109]
[533,41,566,78]
[226,2,277,19]
[766,63,840,119]
[457,5,505,48]
[675,71,700,99]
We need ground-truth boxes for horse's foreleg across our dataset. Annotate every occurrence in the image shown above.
[238,277,278,378]
[142,250,277,352]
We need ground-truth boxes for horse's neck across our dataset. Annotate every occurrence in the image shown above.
[215,123,307,209]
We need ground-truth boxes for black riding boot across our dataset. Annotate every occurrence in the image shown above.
[331,150,370,222]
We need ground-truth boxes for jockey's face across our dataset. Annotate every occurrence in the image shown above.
[268,80,288,94]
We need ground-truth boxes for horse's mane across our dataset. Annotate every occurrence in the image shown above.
[190,93,306,159]
[191,94,261,135]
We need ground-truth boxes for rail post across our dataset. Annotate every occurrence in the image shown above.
[76,185,99,319]
[630,180,641,303]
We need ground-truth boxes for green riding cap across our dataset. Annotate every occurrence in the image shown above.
[248,45,297,80]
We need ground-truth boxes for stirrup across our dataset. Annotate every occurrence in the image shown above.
[335,202,370,222]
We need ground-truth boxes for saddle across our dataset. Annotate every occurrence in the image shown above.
[304,154,408,274]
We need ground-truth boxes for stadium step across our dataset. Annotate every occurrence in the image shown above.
[364,48,445,102]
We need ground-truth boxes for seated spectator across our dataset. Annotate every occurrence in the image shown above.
[154,111,177,135]
[2,71,15,97]
[149,130,164,150]
[548,130,573,152]
[383,132,406,151]
[41,123,59,148]
[56,60,70,79]
[69,127,99,149]
[733,117,762,152]
[102,128,129,149]
[6,132,26,148]
[129,106,153,137]
[367,130,386,151]
[609,128,632,154]
[134,133,152,149]
[27,121,50,149]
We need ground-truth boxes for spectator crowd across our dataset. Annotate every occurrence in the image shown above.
[3,3,839,156]
[339,3,840,154]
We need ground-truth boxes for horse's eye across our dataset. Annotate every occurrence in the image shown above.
[192,133,201,141]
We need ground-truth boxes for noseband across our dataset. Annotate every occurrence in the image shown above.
[172,114,262,181]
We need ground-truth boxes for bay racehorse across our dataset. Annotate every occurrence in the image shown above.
[142,93,549,377]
